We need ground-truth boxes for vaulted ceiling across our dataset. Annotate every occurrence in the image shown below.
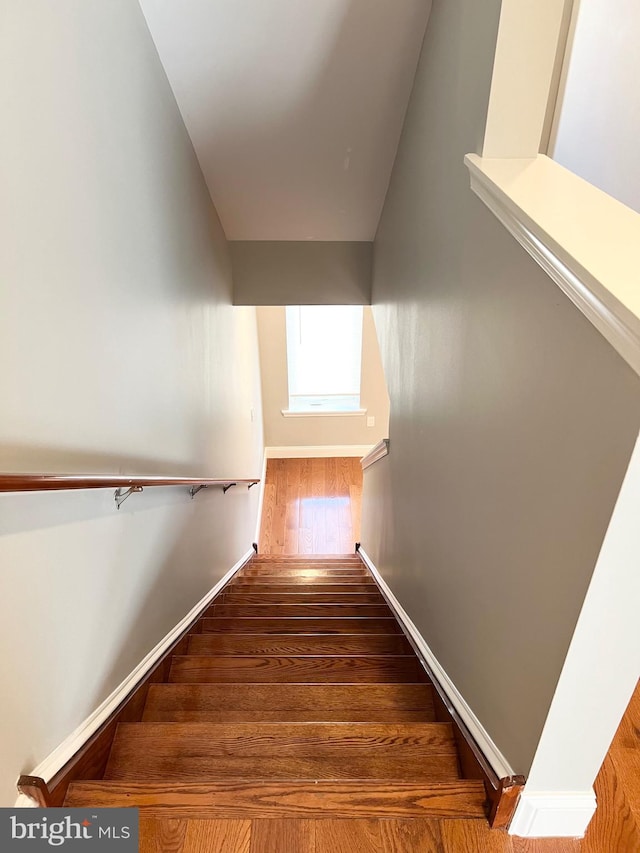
[139,0,431,241]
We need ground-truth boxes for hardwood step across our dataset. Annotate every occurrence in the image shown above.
[239,569,368,578]
[104,722,460,782]
[65,779,487,819]
[250,556,362,563]
[142,683,436,722]
[187,633,412,656]
[221,591,385,604]
[200,617,402,634]
[209,603,391,618]
[168,655,429,684]
[231,576,377,586]
[225,583,379,595]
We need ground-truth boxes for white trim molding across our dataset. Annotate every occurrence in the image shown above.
[481,0,568,159]
[254,450,268,544]
[266,445,374,459]
[465,154,640,377]
[357,546,515,781]
[509,791,597,838]
[281,409,366,418]
[361,439,389,470]
[15,547,255,803]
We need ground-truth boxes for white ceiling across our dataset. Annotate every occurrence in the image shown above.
[139,0,431,241]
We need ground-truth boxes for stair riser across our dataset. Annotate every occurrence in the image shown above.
[187,634,412,656]
[221,593,385,604]
[200,618,403,634]
[143,683,436,715]
[209,604,391,618]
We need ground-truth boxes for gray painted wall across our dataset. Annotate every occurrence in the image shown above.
[232,241,372,305]
[0,0,263,805]
[361,0,640,775]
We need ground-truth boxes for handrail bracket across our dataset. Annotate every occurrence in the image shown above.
[190,484,207,499]
[114,485,143,509]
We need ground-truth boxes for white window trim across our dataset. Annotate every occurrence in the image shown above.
[281,408,367,418]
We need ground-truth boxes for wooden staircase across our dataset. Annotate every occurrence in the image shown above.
[65,555,486,822]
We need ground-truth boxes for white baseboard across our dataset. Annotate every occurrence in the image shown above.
[14,794,37,809]
[14,547,255,806]
[254,451,268,544]
[357,547,516,781]
[266,445,373,459]
[509,791,597,838]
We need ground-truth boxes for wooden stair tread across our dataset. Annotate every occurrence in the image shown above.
[141,708,433,723]
[239,572,369,580]
[142,683,436,721]
[221,592,385,603]
[250,555,362,562]
[201,617,402,634]
[168,655,428,683]
[187,633,412,656]
[104,722,460,781]
[65,779,487,819]
[225,583,379,594]
[209,603,391,617]
[231,576,377,586]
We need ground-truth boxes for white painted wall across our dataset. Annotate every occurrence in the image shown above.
[0,0,263,805]
[256,307,389,449]
[551,0,640,213]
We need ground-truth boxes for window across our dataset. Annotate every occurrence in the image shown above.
[285,305,364,414]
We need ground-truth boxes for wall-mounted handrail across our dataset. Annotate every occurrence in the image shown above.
[0,474,260,493]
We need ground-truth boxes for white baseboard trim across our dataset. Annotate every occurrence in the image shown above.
[266,445,374,459]
[357,546,516,781]
[14,794,37,809]
[14,547,255,806]
[254,451,268,544]
[509,790,597,838]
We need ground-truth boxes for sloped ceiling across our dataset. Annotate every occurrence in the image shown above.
[139,0,431,241]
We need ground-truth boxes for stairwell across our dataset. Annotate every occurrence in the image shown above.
[65,555,486,830]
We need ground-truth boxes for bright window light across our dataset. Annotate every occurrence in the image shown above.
[285,305,364,413]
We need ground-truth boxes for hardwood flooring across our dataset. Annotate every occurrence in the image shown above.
[259,457,362,554]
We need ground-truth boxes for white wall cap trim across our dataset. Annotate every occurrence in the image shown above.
[465,154,640,377]
[15,547,255,799]
[266,445,374,459]
[361,439,389,470]
[509,790,597,838]
[254,451,268,544]
[357,546,515,781]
